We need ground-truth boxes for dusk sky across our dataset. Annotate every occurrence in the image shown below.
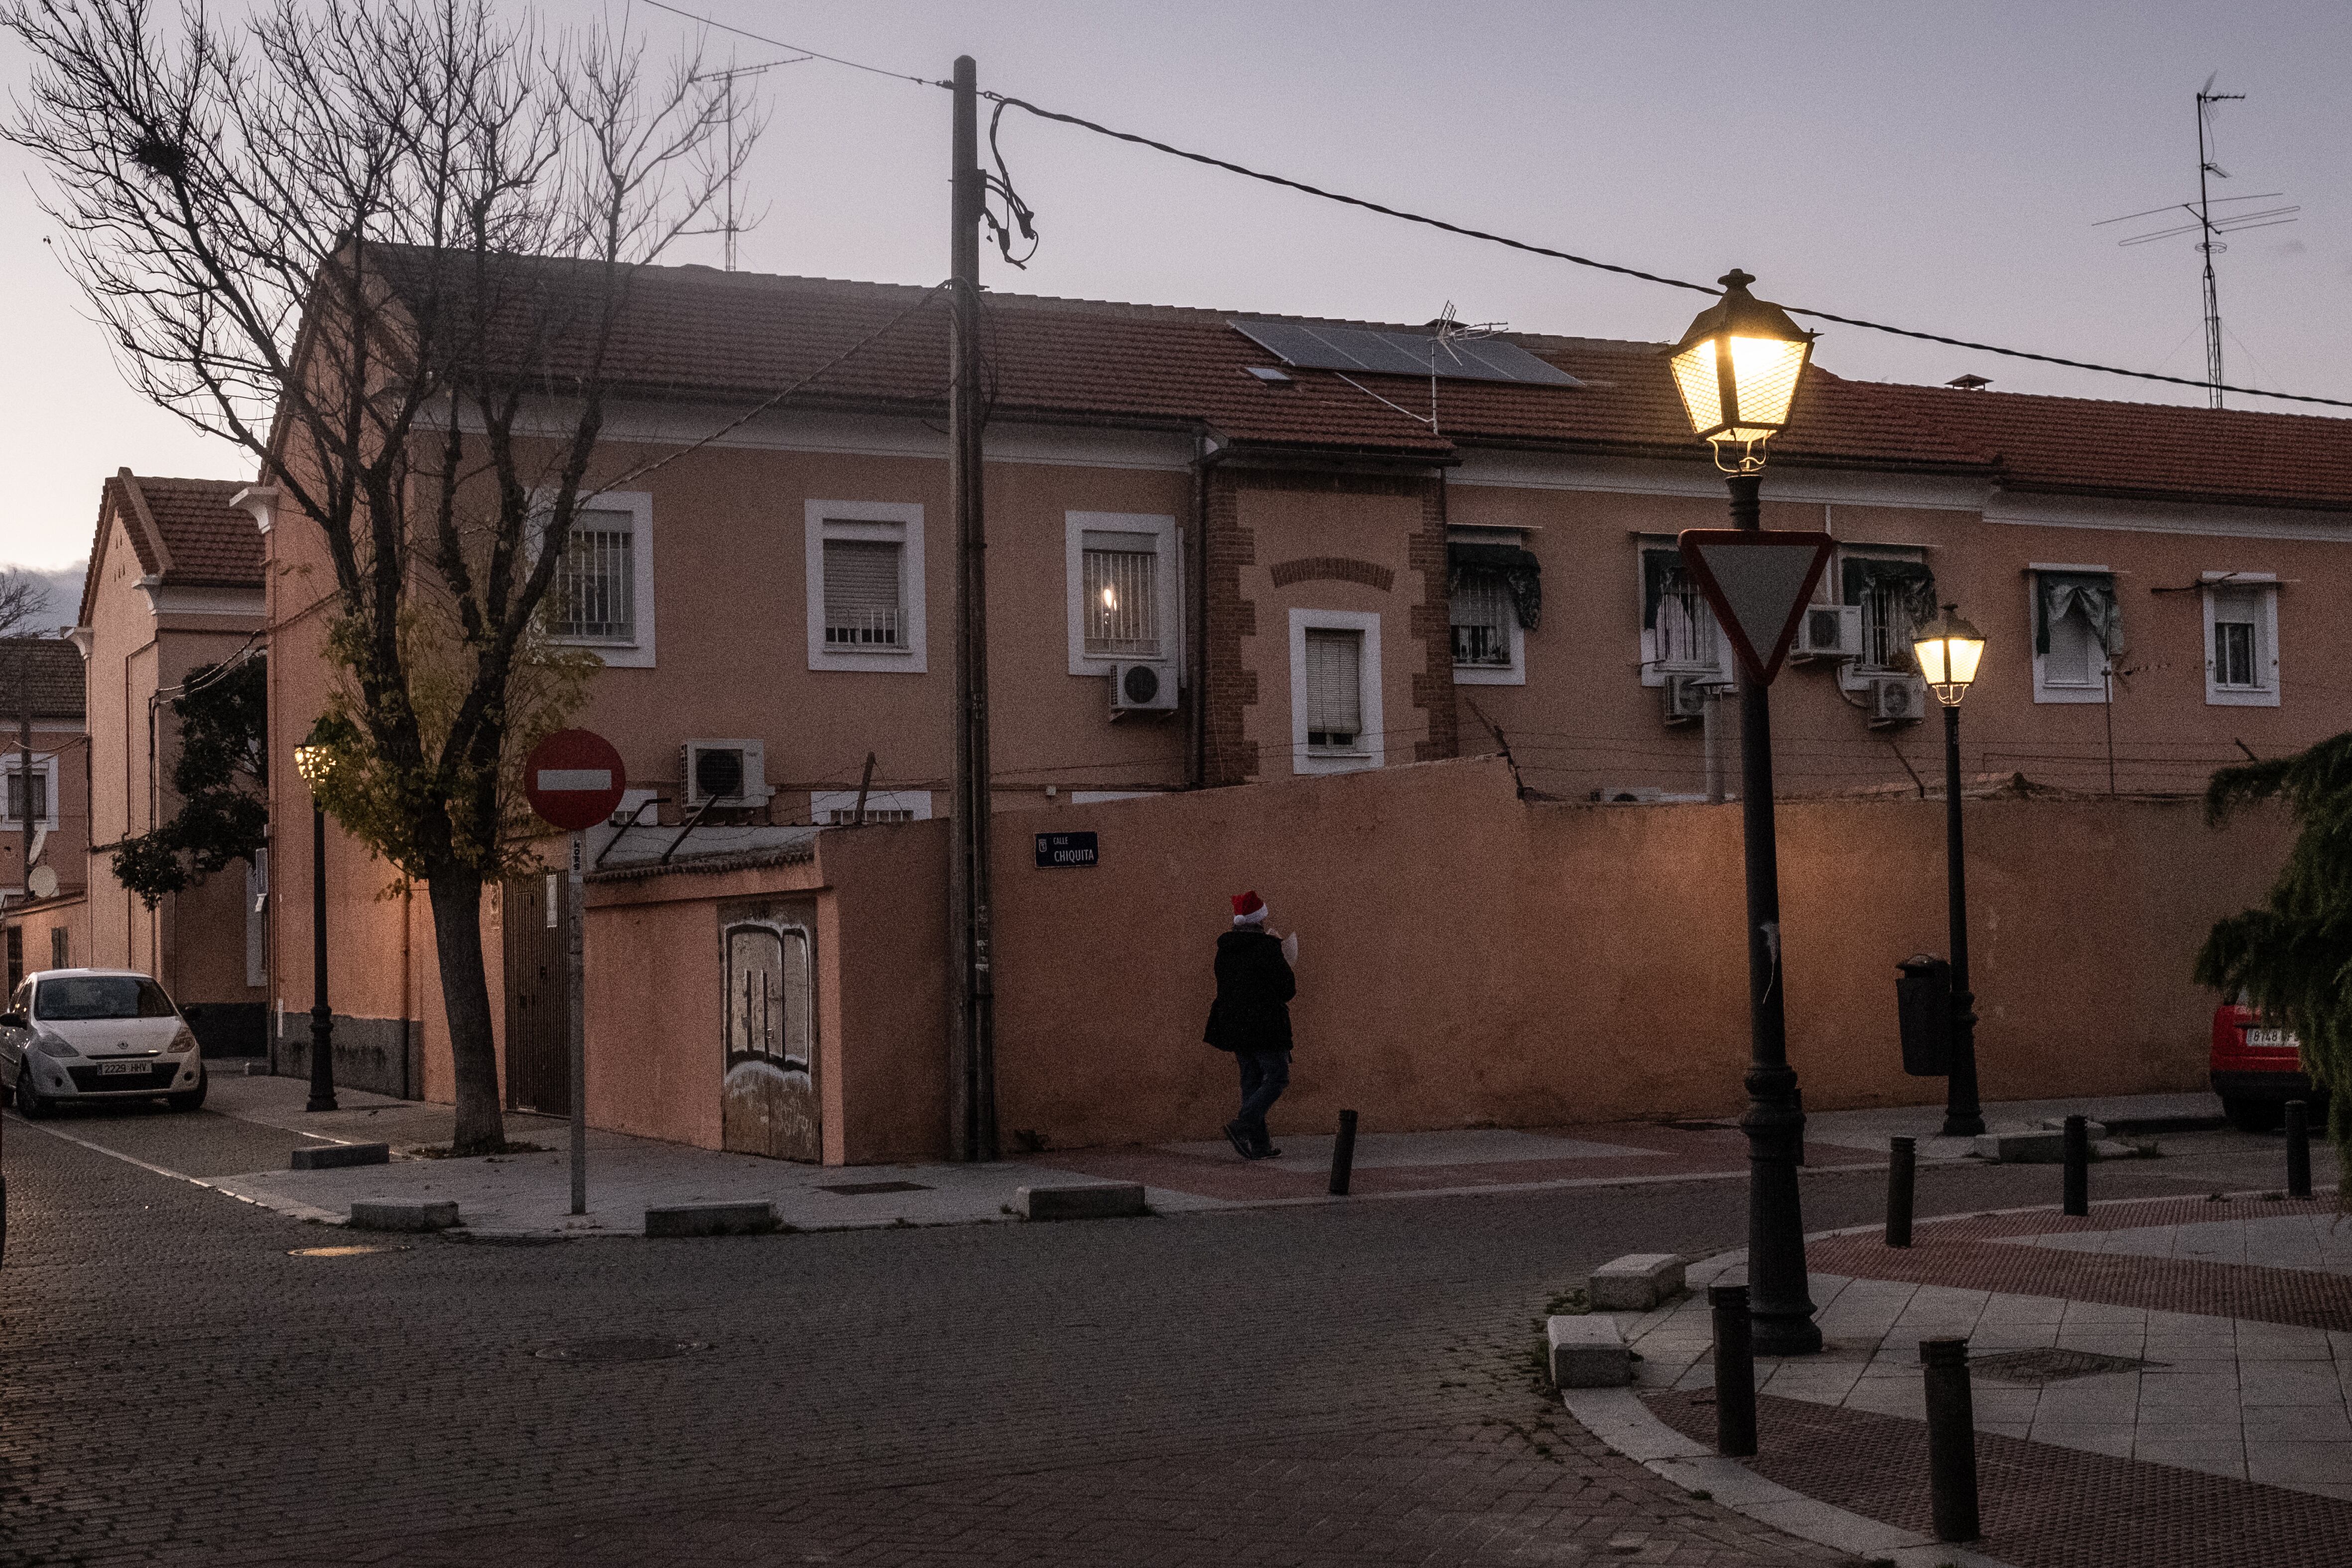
[3,0,2346,586]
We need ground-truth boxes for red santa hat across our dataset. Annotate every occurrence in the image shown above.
[1231,890,1268,926]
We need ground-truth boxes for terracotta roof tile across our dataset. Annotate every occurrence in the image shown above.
[131,476,264,587]
[0,637,84,721]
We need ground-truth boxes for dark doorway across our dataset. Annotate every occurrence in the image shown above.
[501,871,570,1114]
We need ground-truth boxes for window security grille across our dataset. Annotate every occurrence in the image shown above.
[1450,572,1513,665]
[1082,539,1159,658]
[1656,570,1718,669]
[1304,629,1363,749]
[549,512,634,640]
[2212,586,2261,688]
[820,807,916,825]
[3,768,46,824]
[822,539,906,649]
[1859,578,1917,670]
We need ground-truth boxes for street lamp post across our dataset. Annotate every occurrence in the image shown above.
[1666,271,1823,1356]
[1913,606,1989,1137]
[293,718,339,1113]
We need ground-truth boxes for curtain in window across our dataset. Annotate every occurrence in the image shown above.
[1304,629,1363,745]
[1841,557,1937,669]
[2036,572,2120,656]
[4,769,46,823]
[1446,542,1541,630]
[1449,573,1513,664]
[823,539,906,647]
[1082,531,1159,656]
[1641,548,1718,667]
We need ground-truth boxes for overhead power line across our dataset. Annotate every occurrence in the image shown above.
[638,6,2350,411]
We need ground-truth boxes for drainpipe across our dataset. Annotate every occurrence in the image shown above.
[1190,433,1230,789]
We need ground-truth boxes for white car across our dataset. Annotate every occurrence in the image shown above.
[0,968,208,1116]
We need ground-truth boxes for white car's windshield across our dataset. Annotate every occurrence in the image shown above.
[34,976,177,1021]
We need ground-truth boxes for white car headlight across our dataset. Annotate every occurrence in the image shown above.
[32,1033,79,1058]
[171,1026,200,1056]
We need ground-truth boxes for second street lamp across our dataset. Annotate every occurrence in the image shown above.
[1666,271,1824,1356]
[1913,605,1989,1137]
[292,717,340,1114]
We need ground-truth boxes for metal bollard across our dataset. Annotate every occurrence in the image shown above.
[1886,1136,1916,1248]
[1709,1283,1756,1457]
[1920,1337,1980,1542]
[1329,1109,1359,1196]
[2286,1100,2313,1201]
[2062,1114,2090,1217]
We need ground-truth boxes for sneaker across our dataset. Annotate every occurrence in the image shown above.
[1223,1120,1260,1160]
[1257,1145,1283,1159]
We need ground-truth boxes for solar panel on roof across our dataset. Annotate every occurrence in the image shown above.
[1228,319,1581,388]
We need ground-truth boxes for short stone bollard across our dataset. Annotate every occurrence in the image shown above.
[2062,1115,2090,1217]
[1709,1283,1756,1457]
[1920,1337,1981,1542]
[1015,1183,1148,1222]
[349,1199,460,1232]
[2287,1100,2313,1200]
[1328,1109,1359,1197]
[1587,1253,1686,1312]
[1885,1135,1916,1248]
[1547,1314,1631,1389]
[291,1142,391,1171]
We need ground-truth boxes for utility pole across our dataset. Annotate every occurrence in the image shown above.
[946,56,998,1162]
[16,642,31,911]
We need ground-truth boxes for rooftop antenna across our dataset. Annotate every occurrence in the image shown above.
[685,53,807,269]
[2095,76,2297,409]
[1425,300,1506,435]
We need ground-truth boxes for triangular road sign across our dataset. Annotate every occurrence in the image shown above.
[1677,529,1836,685]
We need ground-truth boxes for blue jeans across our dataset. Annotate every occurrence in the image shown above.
[1235,1049,1291,1146]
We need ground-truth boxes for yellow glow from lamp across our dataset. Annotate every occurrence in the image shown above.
[1665,270,1818,474]
[1912,605,1986,707]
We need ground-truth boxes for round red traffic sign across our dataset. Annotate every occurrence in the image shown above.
[523,728,628,832]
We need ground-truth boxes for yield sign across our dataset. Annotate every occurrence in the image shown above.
[1677,529,1836,685]
[523,728,628,832]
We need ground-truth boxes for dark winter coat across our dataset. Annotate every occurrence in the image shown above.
[1203,927,1297,1053]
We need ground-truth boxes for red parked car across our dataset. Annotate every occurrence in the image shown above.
[2211,994,2324,1132]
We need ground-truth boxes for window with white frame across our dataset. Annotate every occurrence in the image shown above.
[1449,573,1512,667]
[1839,550,1936,673]
[1447,532,1538,687]
[538,493,655,667]
[1,756,57,830]
[1064,512,1179,676]
[808,788,933,825]
[807,501,927,673]
[2031,567,2119,703]
[2203,577,2280,706]
[1639,544,1725,684]
[1288,608,1383,774]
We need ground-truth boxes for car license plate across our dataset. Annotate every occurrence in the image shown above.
[99,1060,147,1076]
[2246,1028,2295,1049]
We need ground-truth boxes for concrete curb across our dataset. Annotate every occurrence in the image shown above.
[644,1200,781,1237]
[1016,1182,1149,1221]
[350,1199,461,1232]
[1559,1386,2017,1568]
[290,1142,391,1171]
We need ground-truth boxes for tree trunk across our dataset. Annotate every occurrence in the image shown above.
[427,868,506,1154]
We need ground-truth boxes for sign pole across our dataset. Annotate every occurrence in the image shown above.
[568,830,587,1216]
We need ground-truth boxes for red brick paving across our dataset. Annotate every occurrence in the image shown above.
[1645,1387,2352,1568]
[1809,1194,2352,1331]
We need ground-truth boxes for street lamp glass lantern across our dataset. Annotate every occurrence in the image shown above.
[1913,604,1986,707]
[294,715,341,788]
[1667,269,1818,474]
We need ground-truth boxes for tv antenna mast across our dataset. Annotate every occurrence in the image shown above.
[2095,76,2298,409]
[686,54,806,270]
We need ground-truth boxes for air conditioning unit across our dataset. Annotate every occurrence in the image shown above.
[1791,603,1863,661]
[1867,677,1927,727]
[1662,673,1712,726]
[680,739,773,807]
[1109,660,1178,715]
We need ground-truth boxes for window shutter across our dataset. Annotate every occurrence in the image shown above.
[823,539,906,647]
[1305,629,1362,743]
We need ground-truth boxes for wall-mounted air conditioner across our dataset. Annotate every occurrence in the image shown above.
[680,739,773,806]
[1109,660,1178,715]
[1867,677,1927,727]
[1791,603,1863,661]
[1662,673,1712,727]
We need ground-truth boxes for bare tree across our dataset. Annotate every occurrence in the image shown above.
[8,0,750,1151]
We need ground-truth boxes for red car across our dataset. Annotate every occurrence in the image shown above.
[2211,996,2324,1132]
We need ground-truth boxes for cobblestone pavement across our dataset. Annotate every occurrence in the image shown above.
[0,1103,2329,1567]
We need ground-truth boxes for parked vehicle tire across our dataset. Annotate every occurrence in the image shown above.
[17,1063,56,1120]
[168,1070,208,1112]
[2223,1095,2283,1134]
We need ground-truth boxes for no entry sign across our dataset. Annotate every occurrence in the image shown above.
[1676,530,1836,685]
[523,728,627,832]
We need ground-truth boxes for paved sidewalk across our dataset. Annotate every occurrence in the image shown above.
[1566,1188,2352,1567]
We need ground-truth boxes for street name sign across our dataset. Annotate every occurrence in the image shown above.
[1676,529,1836,685]
[523,729,627,832]
[1035,831,1099,869]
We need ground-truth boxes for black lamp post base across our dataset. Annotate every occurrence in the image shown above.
[1742,1067,1823,1357]
[1940,1112,1986,1138]
[305,1006,338,1113]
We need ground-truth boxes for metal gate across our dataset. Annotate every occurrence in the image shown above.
[501,871,571,1114]
[719,898,819,1161]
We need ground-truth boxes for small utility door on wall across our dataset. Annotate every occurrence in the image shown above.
[719,898,820,1162]
[501,871,571,1115]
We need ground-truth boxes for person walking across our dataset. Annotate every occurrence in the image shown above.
[1204,890,1296,1160]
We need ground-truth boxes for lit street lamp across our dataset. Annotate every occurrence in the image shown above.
[1666,270,1823,1356]
[293,717,340,1113]
[1913,605,1989,1137]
